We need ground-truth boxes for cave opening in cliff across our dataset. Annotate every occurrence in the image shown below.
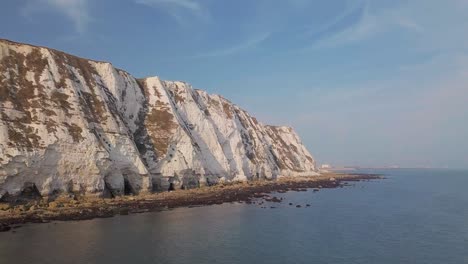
[20,182,42,200]
[102,183,115,199]
[1,182,44,203]
[124,179,135,195]
[152,182,160,192]
[168,183,175,191]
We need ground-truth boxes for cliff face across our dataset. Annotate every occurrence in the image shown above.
[0,39,316,198]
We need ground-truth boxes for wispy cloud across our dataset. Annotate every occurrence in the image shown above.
[302,0,366,37]
[395,17,424,33]
[135,0,209,24]
[22,0,91,34]
[137,0,201,12]
[308,1,424,49]
[189,32,271,59]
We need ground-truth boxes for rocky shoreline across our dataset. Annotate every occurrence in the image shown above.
[0,173,382,232]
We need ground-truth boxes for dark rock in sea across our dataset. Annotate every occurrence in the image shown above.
[289,203,293,206]
[265,196,282,203]
[296,205,302,208]
[306,204,311,207]
[0,224,11,232]
[129,208,150,214]
[119,209,130,215]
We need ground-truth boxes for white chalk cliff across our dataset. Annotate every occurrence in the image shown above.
[0,39,317,198]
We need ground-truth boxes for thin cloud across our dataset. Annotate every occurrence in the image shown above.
[22,0,91,34]
[137,0,201,12]
[302,0,367,37]
[135,0,210,24]
[307,1,424,50]
[308,2,378,49]
[189,32,271,59]
[395,17,424,33]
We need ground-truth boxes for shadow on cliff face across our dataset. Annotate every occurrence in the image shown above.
[102,182,115,198]
[131,79,160,190]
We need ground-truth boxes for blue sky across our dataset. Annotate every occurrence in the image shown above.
[1,0,468,168]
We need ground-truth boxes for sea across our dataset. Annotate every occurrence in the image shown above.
[0,169,467,264]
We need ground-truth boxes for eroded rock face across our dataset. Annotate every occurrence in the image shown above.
[0,39,317,197]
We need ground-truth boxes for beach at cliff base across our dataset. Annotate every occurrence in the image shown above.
[0,173,382,232]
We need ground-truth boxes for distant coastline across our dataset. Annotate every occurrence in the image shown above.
[325,166,451,171]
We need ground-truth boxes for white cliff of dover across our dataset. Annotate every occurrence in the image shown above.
[0,39,317,198]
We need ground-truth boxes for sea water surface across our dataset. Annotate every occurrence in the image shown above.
[0,169,467,264]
